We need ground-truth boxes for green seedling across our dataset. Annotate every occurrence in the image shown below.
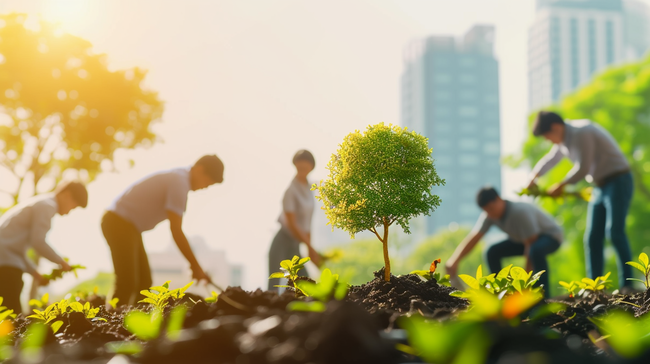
[517,185,592,202]
[0,298,17,321]
[124,305,187,342]
[288,269,349,312]
[559,280,580,298]
[139,281,193,311]
[28,293,50,309]
[410,258,451,286]
[589,310,650,359]
[626,252,650,288]
[451,264,545,299]
[108,298,119,310]
[204,291,218,304]
[28,298,106,333]
[41,259,86,283]
[269,255,310,296]
[578,272,612,294]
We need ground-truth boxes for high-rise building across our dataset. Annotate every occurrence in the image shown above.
[528,0,650,111]
[401,25,502,237]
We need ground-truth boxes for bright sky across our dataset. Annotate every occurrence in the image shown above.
[2,0,638,292]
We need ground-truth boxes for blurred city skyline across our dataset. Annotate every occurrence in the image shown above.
[1,0,647,292]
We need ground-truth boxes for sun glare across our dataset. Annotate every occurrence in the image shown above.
[40,0,92,29]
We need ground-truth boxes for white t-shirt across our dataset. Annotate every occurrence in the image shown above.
[277,177,315,235]
[108,167,191,232]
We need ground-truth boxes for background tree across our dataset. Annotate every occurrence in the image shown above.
[314,123,444,281]
[0,13,163,205]
[508,55,650,292]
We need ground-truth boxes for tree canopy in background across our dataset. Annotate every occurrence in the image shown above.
[0,13,164,205]
[509,55,650,292]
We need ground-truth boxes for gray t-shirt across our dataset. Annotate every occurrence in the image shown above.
[531,120,629,185]
[474,201,563,244]
[277,178,314,235]
[109,167,191,232]
[0,194,64,273]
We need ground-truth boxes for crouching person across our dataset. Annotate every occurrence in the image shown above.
[0,181,88,313]
[446,187,563,297]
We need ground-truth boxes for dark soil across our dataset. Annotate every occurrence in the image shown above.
[348,268,468,320]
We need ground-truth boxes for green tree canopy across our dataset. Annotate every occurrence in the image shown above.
[0,13,163,204]
[314,123,444,281]
[509,55,650,289]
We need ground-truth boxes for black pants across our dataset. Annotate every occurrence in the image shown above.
[0,266,24,314]
[101,211,152,306]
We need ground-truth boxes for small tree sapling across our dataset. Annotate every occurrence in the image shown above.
[313,123,444,281]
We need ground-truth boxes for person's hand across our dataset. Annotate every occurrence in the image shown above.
[548,183,565,198]
[34,274,49,286]
[191,265,212,284]
[60,261,73,271]
[308,246,322,267]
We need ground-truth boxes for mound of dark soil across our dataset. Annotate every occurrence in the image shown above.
[347,268,468,317]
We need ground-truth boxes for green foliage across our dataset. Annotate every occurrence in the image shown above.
[28,293,50,309]
[0,14,164,205]
[590,310,650,359]
[451,264,545,298]
[124,305,187,342]
[626,252,650,288]
[204,291,219,304]
[410,270,451,287]
[288,269,349,313]
[138,281,193,311]
[508,55,650,290]
[269,255,310,296]
[517,185,593,202]
[108,298,119,310]
[314,123,444,281]
[559,272,612,299]
[0,298,17,322]
[20,322,48,363]
[27,297,105,333]
[558,280,580,298]
[41,261,86,283]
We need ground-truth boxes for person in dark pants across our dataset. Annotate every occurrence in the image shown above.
[102,155,223,306]
[527,111,633,289]
[446,187,563,297]
[268,150,320,291]
[0,181,88,313]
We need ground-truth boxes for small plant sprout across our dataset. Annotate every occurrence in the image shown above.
[559,280,580,298]
[451,264,545,299]
[578,272,612,294]
[410,258,451,286]
[313,123,444,281]
[108,298,119,310]
[204,291,219,303]
[626,252,650,288]
[269,256,311,296]
[288,269,349,312]
[0,298,17,322]
[27,298,106,334]
[41,259,86,283]
[28,293,50,309]
[139,281,193,311]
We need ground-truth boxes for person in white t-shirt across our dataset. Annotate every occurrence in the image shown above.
[268,150,320,291]
[102,155,223,306]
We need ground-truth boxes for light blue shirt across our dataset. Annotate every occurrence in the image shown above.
[109,167,191,232]
[0,194,64,274]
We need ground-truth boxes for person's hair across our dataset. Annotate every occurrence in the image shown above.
[532,111,565,136]
[476,186,500,208]
[55,181,88,208]
[194,154,224,182]
[292,149,315,168]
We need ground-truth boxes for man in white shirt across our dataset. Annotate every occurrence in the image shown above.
[102,155,223,306]
[0,181,88,313]
[527,111,633,288]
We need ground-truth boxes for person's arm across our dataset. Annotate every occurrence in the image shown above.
[167,211,210,283]
[30,205,70,269]
[446,231,485,277]
[284,212,321,266]
[528,145,564,187]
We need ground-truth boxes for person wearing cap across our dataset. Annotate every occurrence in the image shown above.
[0,181,88,313]
[102,155,224,306]
[527,111,633,288]
[446,187,563,296]
[268,150,320,291]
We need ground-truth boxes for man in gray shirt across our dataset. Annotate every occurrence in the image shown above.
[527,111,633,289]
[101,155,223,306]
[0,181,88,313]
[446,187,562,296]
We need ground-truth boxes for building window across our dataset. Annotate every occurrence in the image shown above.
[458,90,476,100]
[588,19,597,75]
[570,18,579,87]
[459,57,476,67]
[458,106,478,117]
[550,17,562,101]
[484,129,500,138]
[435,123,452,132]
[459,203,478,217]
[606,20,615,65]
[459,154,480,166]
[434,139,453,150]
[434,107,451,117]
[483,142,500,155]
[459,74,476,84]
[435,73,452,84]
[435,91,452,101]
[459,123,477,133]
[459,139,479,151]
